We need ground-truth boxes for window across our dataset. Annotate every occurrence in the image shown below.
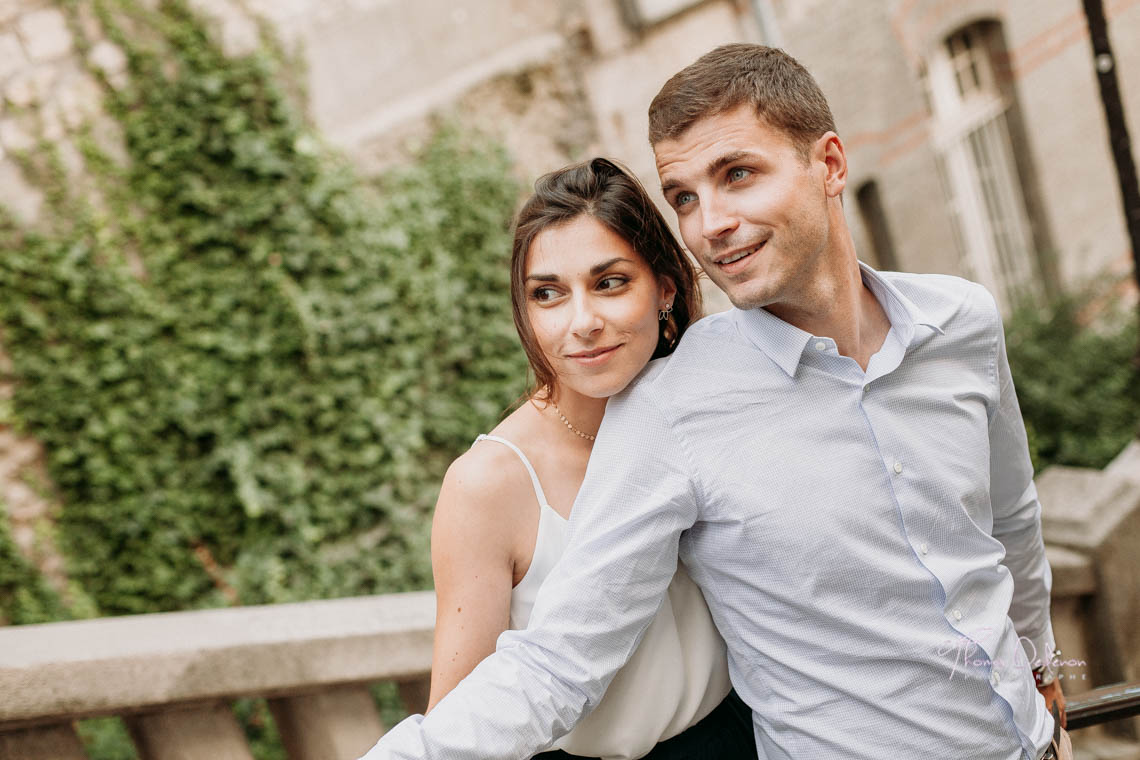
[924,22,1041,307]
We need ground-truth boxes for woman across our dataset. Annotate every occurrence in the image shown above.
[427,158,756,759]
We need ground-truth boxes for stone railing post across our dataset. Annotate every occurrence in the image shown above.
[269,685,386,760]
[127,703,255,760]
[398,676,432,715]
[0,723,87,760]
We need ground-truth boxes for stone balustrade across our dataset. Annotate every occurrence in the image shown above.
[0,591,435,760]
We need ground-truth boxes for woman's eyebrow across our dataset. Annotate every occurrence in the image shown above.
[527,257,634,282]
[590,257,634,275]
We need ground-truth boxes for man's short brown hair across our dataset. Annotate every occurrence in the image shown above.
[648,44,836,158]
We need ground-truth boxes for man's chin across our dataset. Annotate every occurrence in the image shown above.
[720,283,776,311]
[704,266,776,310]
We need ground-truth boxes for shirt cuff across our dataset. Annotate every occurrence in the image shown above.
[1020,625,1059,685]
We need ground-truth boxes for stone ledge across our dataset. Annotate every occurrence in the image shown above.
[1047,544,1097,598]
[1038,463,1140,550]
[0,591,435,727]
[1105,440,1140,487]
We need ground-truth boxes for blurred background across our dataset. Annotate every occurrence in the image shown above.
[0,1,1138,759]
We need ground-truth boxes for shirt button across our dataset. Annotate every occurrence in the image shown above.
[991,671,1001,687]
[893,461,903,474]
[814,341,826,351]
[953,609,963,621]
[863,384,870,393]
[919,543,929,555]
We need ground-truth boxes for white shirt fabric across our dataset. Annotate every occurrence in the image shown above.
[363,265,1056,760]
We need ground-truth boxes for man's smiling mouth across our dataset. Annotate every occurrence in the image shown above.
[715,240,766,270]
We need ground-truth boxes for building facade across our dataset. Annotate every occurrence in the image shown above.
[1,0,1137,305]
[235,0,1139,310]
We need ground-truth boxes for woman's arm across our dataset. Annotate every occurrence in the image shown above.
[360,385,698,759]
[426,450,521,712]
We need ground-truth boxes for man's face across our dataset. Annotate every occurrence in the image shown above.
[655,104,836,311]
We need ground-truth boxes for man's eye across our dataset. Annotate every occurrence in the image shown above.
[728,167,751,182]
[675,191,696,207]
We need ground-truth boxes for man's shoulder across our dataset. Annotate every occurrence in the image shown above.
[674,309,742,358]
[617,310,742,403]
[881,270,1000,329]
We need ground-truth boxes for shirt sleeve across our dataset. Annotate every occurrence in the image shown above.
[986,304,1056,668]
[359,382,700,759]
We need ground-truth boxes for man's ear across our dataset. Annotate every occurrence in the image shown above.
[815,131,847,198]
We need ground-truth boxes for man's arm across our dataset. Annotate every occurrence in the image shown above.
[985,301,1057,677]
[360,383,700,759]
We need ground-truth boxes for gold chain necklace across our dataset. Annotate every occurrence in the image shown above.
[551,402,596,441]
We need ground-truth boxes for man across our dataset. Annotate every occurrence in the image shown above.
[363,44,1070,759]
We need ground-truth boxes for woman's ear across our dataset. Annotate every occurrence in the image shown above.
[659,276,678,309]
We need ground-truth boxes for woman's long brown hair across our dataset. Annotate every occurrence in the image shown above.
[510,157,702,399]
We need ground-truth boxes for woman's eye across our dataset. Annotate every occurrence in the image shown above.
[728,167,751,182]
[598,276,628,291]
[532,287,557,302]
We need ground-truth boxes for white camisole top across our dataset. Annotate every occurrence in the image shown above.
[474,434,732,760]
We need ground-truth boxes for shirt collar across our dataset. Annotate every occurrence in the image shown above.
[732,262,945,378]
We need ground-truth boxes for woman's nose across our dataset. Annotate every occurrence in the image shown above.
[568,295,604,338]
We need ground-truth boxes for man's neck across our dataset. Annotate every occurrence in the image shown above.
[766,257,892,372]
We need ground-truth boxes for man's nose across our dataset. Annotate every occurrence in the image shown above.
[701,195,739,241]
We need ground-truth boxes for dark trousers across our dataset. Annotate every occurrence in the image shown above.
[534,689,758,760]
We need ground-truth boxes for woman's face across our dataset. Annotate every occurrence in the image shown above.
[525,215,675,400]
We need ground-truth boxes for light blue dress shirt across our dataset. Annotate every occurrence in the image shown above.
[364,266,1056,760]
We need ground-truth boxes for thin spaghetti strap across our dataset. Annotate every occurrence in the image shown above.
[472,434,551,507]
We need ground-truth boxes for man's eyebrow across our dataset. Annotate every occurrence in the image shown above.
[527,257,633,282]
[705,150,759,177]
[660,150,761,197]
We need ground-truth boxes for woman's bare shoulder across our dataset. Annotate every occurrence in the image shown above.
[441,441,527,507]
[434,407,546,537]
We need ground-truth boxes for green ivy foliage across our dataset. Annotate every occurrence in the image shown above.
[0,0,527,617]
[1005,294,1139,472]
[0,516,67,625]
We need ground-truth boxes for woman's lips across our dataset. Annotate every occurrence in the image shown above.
[567,344,622,367]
